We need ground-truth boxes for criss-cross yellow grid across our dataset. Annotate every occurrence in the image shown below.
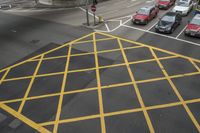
[0,32,200,133]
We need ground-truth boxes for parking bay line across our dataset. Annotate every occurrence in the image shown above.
[176,25,187,39]
[122,24,200,47]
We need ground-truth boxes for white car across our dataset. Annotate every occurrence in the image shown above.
[172,0,194,15]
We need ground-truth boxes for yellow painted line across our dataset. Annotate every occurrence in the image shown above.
[30,44,144,62]
[170,71,200,79]
[95,32,200,63]
[40,114,100,126]
[0,69,10,85]
[136,77,167,84]
[189,59,200,72]
[18,55,44,113]
[150,48,200,132]
[2,55,177,83]
[0,103,51,133]
[1,70,200,105]
[186,98,200,104]
[73,37,115,44]
[1,87,98,104]
[146,102,182,110]
[117,38,155,133]
[53,45,72,133]
[104,108,142,117]
[0,33,94,73]
[39,97,200,127]
[93,33,106,133]
[3,76,33,82]
[68,67,96,73]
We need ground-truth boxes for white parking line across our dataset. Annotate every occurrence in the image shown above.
[122,24,200,47]
[176,25,187,39]
[147,20,158,31]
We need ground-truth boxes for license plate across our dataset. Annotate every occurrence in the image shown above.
[159,29,164,32]
[191,33,195,36]
[135,21,139,24]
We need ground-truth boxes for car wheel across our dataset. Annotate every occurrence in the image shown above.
[170,27,175,33]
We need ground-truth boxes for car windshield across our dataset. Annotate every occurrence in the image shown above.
[137,8,149,15]
[176,2,189,7]
[161,15,175,22]
[190,18,200,25]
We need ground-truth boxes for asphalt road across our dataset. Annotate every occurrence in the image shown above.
[0,11,92,69]
[0,0,200,133]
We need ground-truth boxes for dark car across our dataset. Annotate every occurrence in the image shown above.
[155,12,182,33]
[132,6,159,25]
[0,3,12,10]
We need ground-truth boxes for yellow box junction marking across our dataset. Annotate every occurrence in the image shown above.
[0,32,200,133]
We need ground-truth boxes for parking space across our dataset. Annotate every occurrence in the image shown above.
[0,32,200,133]
[97,4,199,47]
[148,10,195,38]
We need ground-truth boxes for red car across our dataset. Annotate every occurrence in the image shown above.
[184,14,200,37]
[132,6,159,25]
[157,0,176,9]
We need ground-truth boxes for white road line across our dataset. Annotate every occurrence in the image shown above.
[122,17,133,25]
[147,20,158,31]
[176,25,187,39]
[105,22,110,32]
[79,7,98,19]
[112,15,132,20]
[122,24,200,47]
[120,20,123,25]
[107,19,120,22]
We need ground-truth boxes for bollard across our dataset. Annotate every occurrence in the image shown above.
[98,16,104,23]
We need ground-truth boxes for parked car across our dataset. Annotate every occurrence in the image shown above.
[157,0,176,9]
[184,14,200,37]
[155,12,182,33]
[132,6,159,25]
[172,0,194,16]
